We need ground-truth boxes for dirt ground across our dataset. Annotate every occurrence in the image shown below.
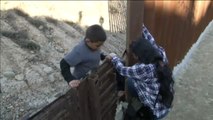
[1,2,213,120]
[166,20,213,120]
[0,8,125,120]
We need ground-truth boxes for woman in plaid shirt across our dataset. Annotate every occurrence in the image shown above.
[107,26,174,120]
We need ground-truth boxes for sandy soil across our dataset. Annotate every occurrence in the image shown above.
[1,1,213,120]
[166,20,213,120]
[0,8,125,120]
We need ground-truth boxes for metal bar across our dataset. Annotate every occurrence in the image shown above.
[126,1,144,66]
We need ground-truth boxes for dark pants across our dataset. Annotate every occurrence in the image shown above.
[116,71,125,91]
[127,78,138,97]
[125,79,157,120]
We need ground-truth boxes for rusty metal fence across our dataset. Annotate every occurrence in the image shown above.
[20,1,213,119]
[143,1,213,67]
[26,62,117,120]
[109,1,213,68]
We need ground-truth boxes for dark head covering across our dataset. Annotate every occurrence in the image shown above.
[131,37,162,64]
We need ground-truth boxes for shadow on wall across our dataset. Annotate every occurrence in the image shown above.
[143,1,213,68]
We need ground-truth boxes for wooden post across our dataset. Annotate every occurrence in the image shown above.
[126,1,144,66]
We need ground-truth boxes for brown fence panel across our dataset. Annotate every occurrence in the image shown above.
[92,62,117,120]
[108,1,213,67]
[143,1,213,67]
[77,79,92,120]
[26,90,80,120]
[126,1,144,66]
[25,62,117,120]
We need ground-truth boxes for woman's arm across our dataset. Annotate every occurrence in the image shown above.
[111,57,154,80]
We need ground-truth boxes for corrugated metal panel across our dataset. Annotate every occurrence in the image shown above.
[109,1,213,67]
[126,1,144,66]
[143,1,213,67]
[25,62,117,120]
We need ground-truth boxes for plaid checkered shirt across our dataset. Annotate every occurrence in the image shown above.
[111,25,170,119]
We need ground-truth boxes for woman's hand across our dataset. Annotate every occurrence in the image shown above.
[106,53,117,61]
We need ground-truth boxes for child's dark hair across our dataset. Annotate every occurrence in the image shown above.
[85,24,106,42]
[131,37,174,108]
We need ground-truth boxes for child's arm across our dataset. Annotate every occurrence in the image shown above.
[100,52,106,60]
[60,58,76,83]
[60,59,81,88]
